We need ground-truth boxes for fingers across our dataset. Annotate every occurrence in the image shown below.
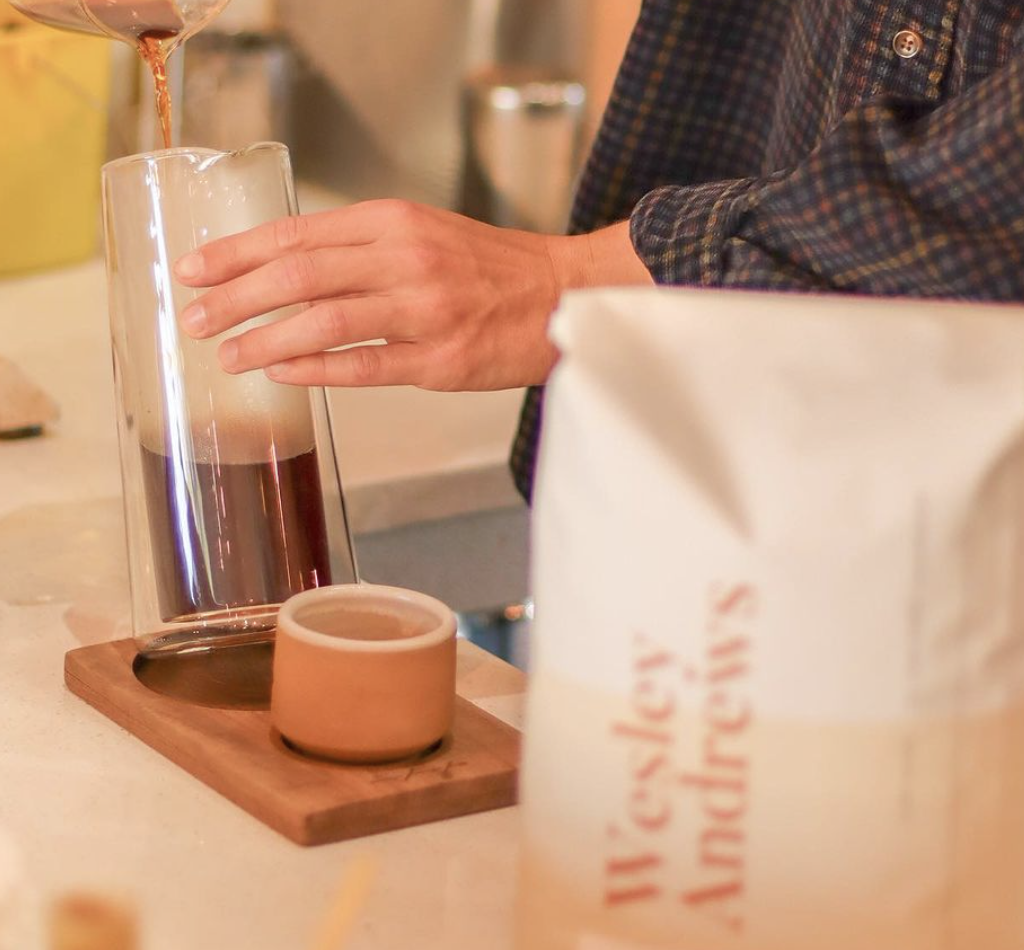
[265,343,421,388]
[180,245,385,339]
[174,200,419,287]
[217,297,400,374]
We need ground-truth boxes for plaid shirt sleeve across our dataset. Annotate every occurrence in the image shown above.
[630,55,1024,298]
[511,0,1024,503]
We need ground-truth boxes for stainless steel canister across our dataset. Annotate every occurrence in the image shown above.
[462,66,586,234]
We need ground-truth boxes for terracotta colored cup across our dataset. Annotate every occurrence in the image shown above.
[272,584,457,762]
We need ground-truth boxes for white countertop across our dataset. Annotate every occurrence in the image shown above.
[0,261,528,949]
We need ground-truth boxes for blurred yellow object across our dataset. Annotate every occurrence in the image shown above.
[0,24,110,275]
[0,0,29,27]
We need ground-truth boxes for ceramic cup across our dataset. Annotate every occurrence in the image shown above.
[272,583,457,762]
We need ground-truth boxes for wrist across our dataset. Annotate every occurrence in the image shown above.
[544,220,654,292]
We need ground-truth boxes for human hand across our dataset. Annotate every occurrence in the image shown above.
[174,200,651,391]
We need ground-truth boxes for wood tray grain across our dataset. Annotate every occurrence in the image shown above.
[64,639,520,846]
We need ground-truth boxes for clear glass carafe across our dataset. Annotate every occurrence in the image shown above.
[102,142,358,656]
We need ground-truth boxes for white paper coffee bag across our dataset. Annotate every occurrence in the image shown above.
[519,288,1024,950]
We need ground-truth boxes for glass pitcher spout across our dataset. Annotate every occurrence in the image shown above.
[102,143,359,657]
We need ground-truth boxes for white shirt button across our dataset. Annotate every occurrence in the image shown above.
[893,29,923,59]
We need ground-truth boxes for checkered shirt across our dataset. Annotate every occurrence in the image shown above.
[510,0,1024,502]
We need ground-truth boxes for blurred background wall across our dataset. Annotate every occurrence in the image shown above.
[173,0,643,221]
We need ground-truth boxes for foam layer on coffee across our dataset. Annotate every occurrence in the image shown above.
[294,597,438,642]
[140,412,316,465]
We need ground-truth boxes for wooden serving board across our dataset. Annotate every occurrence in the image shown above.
[64,639,520,846]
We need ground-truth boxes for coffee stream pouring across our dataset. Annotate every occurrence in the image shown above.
[10,0,232,147]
